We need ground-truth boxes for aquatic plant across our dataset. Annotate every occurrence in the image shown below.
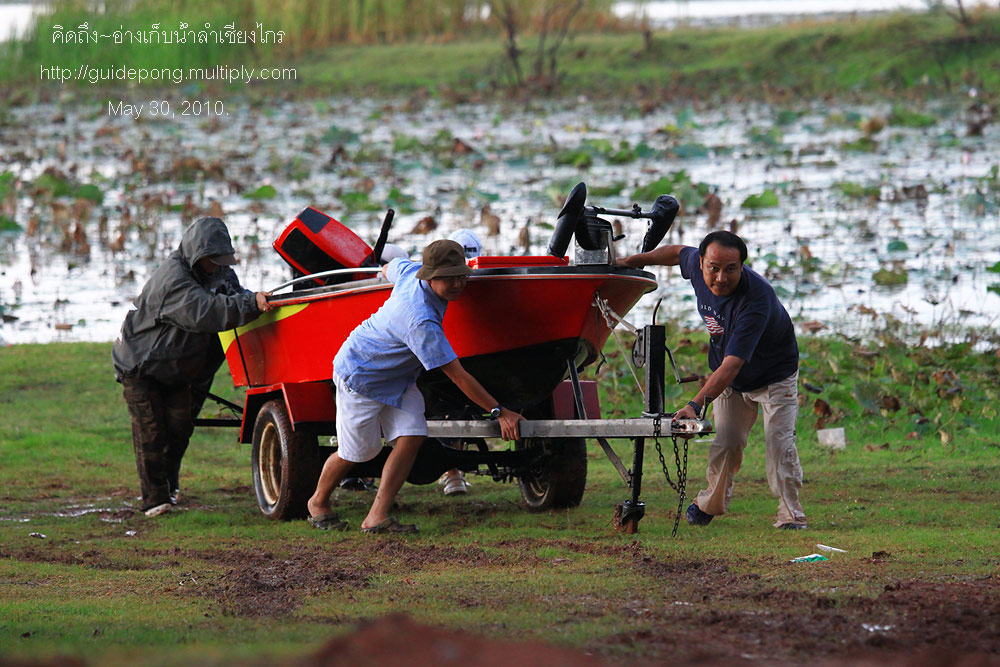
[840,136,880,153]
[244,184,277,200]
[633,171,710,214]
[0,215,21,232]
[748,126,783,149]
[872,264,909,286]
[741,189,779,209]
[835,181,881,200]
[321,125,361,145]
[889,105,938,128]
[75,184,104,204]
[553,138,651,169]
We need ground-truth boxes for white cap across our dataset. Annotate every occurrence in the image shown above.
[379,243,410,262]
[448,229,482,259]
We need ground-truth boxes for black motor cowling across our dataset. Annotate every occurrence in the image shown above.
[547,182,588,258]
[641,195,679,253]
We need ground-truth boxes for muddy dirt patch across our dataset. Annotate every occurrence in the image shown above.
[600,575,1000,666]
[364,540,506,568]
[162,541,512,617]
[0,544,146,571]
[182,546,372,617]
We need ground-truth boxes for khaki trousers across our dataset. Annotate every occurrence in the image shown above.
[694,372,806,527]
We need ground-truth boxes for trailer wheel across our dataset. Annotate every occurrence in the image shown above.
[516,437,587,511]
[251,399,320,520]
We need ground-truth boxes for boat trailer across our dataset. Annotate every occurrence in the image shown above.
[199,321,710,534]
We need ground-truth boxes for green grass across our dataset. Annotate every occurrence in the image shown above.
[291,10,1000,100]
[1,339,999,663]
[3,8,1000,101]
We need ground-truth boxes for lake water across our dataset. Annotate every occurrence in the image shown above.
[616,0,930,26]
[1,95,997,348]
[0,3,42,42]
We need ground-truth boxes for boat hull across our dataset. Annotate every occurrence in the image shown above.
[222,264,655,411]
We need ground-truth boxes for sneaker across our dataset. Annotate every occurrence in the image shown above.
[144,502,173,517]
[685,502,713,526]
[169,488,180,504]
[443,471,468,496]
[779,522,808,530]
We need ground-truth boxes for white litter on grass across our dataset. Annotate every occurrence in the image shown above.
[816,544,847,553]
[789,553,828,563]
[817,427,846,450]
[862,623,894,633]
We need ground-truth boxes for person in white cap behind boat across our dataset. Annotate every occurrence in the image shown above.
[307,238,524,533]
[112,217,273,517]
[449,228,482,263]
[436,229,484,496]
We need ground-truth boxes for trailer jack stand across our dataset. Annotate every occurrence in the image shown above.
[614,324,666,535]
[614,499,645,534]
[562,324,706,534]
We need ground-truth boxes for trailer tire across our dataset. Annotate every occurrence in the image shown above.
[516,437,587,511]
[251,399,321,520]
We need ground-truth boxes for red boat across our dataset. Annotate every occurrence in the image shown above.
[223,253,655,409]
[214,183,685,524]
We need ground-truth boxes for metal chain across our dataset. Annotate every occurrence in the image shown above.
[654,437,678,492]
[671,435,689,538]
[655,433,690,538]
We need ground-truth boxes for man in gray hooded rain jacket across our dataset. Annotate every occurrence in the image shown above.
[113,217,272,516]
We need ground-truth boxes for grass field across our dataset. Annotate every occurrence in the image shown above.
[3,7,1000,101]
[1,338,998,664]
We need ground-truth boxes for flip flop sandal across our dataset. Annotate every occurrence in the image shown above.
[308,512,349,531]
[361,516,419,534]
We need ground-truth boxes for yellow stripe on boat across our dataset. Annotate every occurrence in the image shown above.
[219,302,310,351]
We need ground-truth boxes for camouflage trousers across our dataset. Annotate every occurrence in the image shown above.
[121,376,202,511]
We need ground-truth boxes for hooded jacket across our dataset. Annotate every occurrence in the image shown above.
[112,217,261,384]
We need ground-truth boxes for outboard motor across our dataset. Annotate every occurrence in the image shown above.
[546,183,680,264]
[273,207,373,287]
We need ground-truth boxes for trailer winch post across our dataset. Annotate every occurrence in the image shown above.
[616,324,666,533]
[642,325,666,415]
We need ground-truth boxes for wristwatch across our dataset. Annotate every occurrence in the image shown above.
[686,400,702,417]
[490,405,503,419]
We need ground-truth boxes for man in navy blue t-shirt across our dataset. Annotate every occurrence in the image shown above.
[618,231,807,529]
